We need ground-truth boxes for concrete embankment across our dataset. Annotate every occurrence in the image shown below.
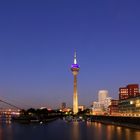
[90,115,140,130]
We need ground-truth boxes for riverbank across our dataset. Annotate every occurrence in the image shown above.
[93,120,140,130]
[89,115,140,130]
[12,116,58,124]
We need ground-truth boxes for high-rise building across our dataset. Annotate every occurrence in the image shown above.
[119,87,129,100]
[71,51,80,114]
[93,101,101,109]
[127,84,139,97]
[98,90,108,103]
[118,84,140,116]
[104,97,112,111]
[119,84,139,100]
[108,99,119,116]
[119,96,140,116]
[92,101,104,115]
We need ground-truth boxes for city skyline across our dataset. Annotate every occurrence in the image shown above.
[0,1,140,109]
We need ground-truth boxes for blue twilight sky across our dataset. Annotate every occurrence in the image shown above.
[0,0,140,109]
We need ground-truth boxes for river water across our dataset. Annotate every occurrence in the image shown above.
[1,119,140,140]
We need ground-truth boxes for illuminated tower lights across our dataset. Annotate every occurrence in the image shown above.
[71,51,80,115]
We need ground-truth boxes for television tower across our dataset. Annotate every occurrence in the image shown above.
[71,51,80,114]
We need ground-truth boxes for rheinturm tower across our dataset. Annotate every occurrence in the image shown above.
[71,51,80,115]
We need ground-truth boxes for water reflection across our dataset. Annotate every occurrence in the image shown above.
[86,121,140,140]
[0,119,140,140]
[0,116,13,140]
[0,125,3,140]
[106,125,113,140]
[94,122,102,140]
[71,122,80,140]
[125,128,131,140]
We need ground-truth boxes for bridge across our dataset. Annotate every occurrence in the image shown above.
[0,99,21,117]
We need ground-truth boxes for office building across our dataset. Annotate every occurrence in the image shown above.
[98,90,108,103]
[119,84,139,100]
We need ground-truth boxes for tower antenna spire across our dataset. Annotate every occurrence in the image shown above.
[74,50,77,64]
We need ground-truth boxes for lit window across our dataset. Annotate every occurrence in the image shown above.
[130,101,133,105]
